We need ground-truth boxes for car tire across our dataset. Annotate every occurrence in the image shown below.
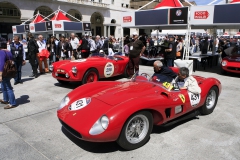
[57,80,69,85]
[117,111,153,150]
[124,64,129,78]
[199,86,219,115]
[82,68,99,84]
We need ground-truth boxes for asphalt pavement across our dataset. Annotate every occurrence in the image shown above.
[0,62,240,160]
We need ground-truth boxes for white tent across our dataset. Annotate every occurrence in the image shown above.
[151,29,206,36]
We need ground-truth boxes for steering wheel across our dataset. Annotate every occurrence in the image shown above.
[140,73,151,80]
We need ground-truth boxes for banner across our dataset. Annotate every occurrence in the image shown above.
[12,26,17,34]
[190,6,214,25]
[29,23,35,33]
[169,7,188,25]
[52,20,64,31]
[24,24,30,32]
[35,22,47,32]
[45,21,53,31]
[135,9,168,26]
[83,23,91,31]
[16,25,25,33]
[214,4,240,23]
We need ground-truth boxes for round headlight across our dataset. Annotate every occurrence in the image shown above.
[72,66,77,74]
[222,61,227,66]
[58,96,70,111]
[49,65,53,71]
[100,116,109,130]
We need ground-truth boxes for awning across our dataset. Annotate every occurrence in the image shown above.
[31,14,45,23]
[154,0,183,9]
[51,10,70,21]
[231,0,240,3]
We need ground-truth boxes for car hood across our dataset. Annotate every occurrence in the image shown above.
[225,55,240,62]
[56,59,88,68]
[92,81,158,106]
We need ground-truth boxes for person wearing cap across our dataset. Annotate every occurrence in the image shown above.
[27,32,39,78]
[0,37,17,109]
[128,32,146,77]
[164,36,176,67]
[152,60,177,83]
[9,35,26,85]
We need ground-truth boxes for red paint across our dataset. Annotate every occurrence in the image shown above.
[194,11,209,19]
[123,16,132,23]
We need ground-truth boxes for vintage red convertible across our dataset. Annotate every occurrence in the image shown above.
[221,53,240,74]
[57,69,221,150]
[50,55,129,84]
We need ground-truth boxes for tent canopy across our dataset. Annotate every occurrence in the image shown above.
[154,0,183,9]
[31,14,45,23]
[231,0,240,3]
[51,10,70,21]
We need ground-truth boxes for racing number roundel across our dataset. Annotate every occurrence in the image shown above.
[104,62,114,78]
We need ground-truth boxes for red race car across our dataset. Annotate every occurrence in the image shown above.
[221,53,240,74]
[57,70,221,150]
[50,55,129,84]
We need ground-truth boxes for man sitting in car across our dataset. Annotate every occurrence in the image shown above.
[152,60,177,83]
[177,67,201,94]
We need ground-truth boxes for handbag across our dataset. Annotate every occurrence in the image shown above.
[2,51,17,78]
[176,51,181,57]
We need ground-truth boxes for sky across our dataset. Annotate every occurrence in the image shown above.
[193,0,226,5]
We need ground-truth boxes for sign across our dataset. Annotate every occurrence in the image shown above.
[83,23,91,31]
[121,12,135,27]
[190,6,214,25]
[123,16,132,23]
[52,20,64,31]
[214,3,240,23]
[194,11,209,19]
[169,7,188,25]
[45,21,52,30]
[24,24,30,32]
[12,26,17,34]
[104,62,114,78]
[29,23,35,33]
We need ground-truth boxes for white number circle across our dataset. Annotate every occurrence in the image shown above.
[104,62,114,78]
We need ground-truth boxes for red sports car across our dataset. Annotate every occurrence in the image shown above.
[57,69,221,150]
[50,55,129,84]
[221,54,240,74]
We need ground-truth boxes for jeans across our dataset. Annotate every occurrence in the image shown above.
[14,60,22,83]
[1,77,16,106]
[166,59,174,67]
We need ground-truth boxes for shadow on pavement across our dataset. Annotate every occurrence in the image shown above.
[61,127,124,153]
[16,95,30,105]
[152,117,199,134]
[22,77,34,82]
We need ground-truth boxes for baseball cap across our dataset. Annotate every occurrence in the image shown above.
[0,37,7,49]
[99,50,104,53]
[132,32,138,36]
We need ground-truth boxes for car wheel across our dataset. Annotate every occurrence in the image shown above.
[117,111,153,150]
[57,80,69,85]
[82,68,99,84]
[200,86,219,115]
[124,64,129,78]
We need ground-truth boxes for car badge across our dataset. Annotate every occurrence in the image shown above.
[178,94,185,103]
[73,113,77,116]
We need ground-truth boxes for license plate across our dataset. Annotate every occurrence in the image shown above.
[69,98,91,111]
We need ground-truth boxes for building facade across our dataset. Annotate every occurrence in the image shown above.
[0,0,132,40]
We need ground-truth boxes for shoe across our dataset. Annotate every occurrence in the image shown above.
[14,82,18,85]
[29,74,36,77]
[40,72,45,75]
[4,104,17,109]
[19,81,23,84]
[0,99,9,104]
[35,74,39,78]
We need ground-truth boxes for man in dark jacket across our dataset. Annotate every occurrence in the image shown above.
[10,36,26,85]
[164,36,176,67]
[27,32,38,78]
[152,60,177,83]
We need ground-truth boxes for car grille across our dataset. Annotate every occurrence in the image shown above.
[57,73,67,78]
[59,119,82,139]
[227,67,240,71]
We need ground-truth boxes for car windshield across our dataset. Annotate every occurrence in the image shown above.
[130,72,180,92]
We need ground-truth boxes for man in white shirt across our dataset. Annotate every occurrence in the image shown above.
[37,35,49,74]
[70,33,79,59]
[215,37,219,54]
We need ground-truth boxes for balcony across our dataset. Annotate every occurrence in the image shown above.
[57,0,110,8]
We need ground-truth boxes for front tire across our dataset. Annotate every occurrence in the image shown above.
[57,79,69,85]
[200,86,219,115]
[117,111,153,150]
[82,68,99,84]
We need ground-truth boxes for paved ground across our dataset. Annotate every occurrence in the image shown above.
[0,62,240,160]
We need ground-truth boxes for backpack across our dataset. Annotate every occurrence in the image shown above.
[2,51,17,78]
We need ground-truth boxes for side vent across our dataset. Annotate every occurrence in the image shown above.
[165,108,171,118]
